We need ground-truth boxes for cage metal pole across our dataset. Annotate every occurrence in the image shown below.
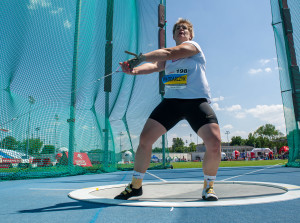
[68,0,82,172]
[278,0,300,164]
[159,1,166,167]
[103,0,114,171]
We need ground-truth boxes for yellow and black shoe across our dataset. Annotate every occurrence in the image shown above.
[202,187,218,201]
[114,184,143,200]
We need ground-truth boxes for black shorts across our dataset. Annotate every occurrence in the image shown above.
[149,98,218,133]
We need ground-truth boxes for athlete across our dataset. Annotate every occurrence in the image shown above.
[114,18,221,201]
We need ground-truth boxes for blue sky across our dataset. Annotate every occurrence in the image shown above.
[165,0,285,145]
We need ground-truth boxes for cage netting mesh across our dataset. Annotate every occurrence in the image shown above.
[0,0,170,181]
[271,0,300,167]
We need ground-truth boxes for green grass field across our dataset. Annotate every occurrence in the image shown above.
[171,159,288,169]
[0,160,288,176]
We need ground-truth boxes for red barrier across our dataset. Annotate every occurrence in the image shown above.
[1,158,21,163]
[58,152,92,167]
[0,163,12,168]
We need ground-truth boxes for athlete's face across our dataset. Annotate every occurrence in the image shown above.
[173,23,192,44]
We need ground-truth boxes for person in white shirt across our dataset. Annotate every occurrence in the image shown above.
[115,18,221,201]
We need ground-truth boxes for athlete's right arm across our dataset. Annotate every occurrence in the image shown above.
[119,61,165,75]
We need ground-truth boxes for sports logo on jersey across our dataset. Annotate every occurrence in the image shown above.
[162,68,188,89]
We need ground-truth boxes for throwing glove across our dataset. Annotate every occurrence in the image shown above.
[124,51,145,69]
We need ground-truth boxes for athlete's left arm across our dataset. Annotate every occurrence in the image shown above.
[143,43,200,62]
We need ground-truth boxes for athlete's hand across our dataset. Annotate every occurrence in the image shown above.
[119,61,133,74]
[125,52,145,69]
[120,51,145,74]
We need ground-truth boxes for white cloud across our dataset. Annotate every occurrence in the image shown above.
[246,104,284,125]
[219,103,285,134]
[211,96,225,102]
[249,67,273,75]
[248,68,263,74]
[235,112,246,119]
[180,123,189,128]
[168,133,178,141]
[222,124,233,129]
[226,104,242,112]
[64,20,72,29]
[259,59,271,66]
[212,103,223,111]
[213,104,242,113]
[129,134,139,139]
[265,67,272,73]
[221,130,248,142]
[231,130,248,138]
[248,58,277,75]
[28,0,51,10]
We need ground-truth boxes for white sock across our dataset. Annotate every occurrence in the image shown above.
[132,171,145,189]
[204,175,216,189]
[133,170,145,179]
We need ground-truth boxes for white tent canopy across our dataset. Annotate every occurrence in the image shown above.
[251,148,272,153]
[221,152,226,158]
[123,151,132,162]
[58,147,68,153]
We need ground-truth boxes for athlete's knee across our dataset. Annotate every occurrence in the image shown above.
[138,132,155,150]
[205,135,221,154]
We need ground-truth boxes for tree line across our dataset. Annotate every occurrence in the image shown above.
[0,136,55,154]
[153,124,287,153]
[0,124,287,155]
[153,137,197,153]
[229,124,286,152]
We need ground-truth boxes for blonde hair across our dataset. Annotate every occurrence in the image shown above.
[172,18,194,40]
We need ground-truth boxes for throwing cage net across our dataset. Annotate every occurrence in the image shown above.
[271,0,300,167]
[0,0,169,180]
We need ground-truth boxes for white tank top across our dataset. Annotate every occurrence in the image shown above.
[163,41,211,102]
